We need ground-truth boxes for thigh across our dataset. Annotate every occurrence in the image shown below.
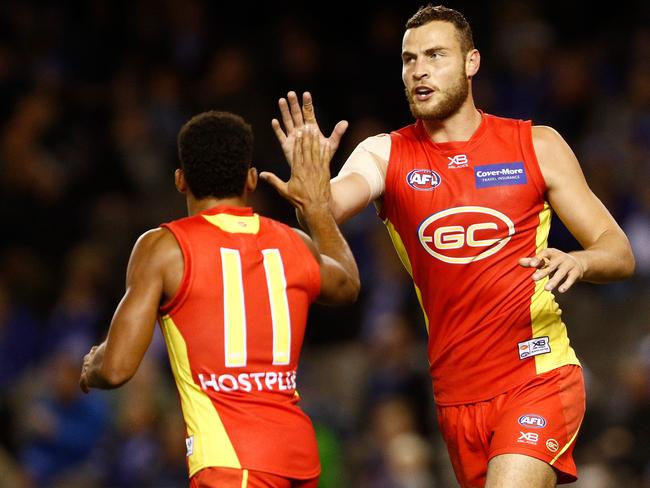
[489,365,585,484]
[486,453,556,488]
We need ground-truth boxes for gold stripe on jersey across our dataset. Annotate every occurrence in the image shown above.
[262,249,291,365]
[203,213,260,234]
[530,202,580,373]
[160,315,241,476]
[384,218,430,334]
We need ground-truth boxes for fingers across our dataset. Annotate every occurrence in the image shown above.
[293,129,304,168]
[271,118,287,146]
[278,97,295,132]
[518,256,545,269]
[288,91,305,129]
[325,120,349,158]
[80,375,89,394]
[302,92,316,124]
[305,126,318,168]
[522,249,584,293]
[259,171,289,197]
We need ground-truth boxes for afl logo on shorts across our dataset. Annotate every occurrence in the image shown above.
[518,414,547,429]
[406,169,441,190]
[418,206,515,264]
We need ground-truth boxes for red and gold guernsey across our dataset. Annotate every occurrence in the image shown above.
[379,113,580,406]
[158,205,321,480]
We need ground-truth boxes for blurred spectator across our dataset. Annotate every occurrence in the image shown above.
[18,341,110,486]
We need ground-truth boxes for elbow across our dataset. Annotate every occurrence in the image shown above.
[341,276,361,304]
[100,364,135,389]
[621,248,636,279]
[347,283,361,304]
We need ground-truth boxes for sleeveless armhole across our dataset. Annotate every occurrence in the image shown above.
[159,223,192,315]
[518,120,547,198]
[286,226,321,303]
[377,131,400,221]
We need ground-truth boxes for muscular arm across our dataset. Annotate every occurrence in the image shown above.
[522,126,635,291]
[330,134,390,223]
[263,127,361,305]
[293,213,360,305]
[80,228,181,391]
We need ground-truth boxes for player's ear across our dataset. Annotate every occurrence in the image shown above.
[466,48,480,78]
[245,166,258,193]
[175,168,187,194]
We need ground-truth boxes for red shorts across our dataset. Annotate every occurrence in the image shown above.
[436,365,585,487]
[189,467,319,488]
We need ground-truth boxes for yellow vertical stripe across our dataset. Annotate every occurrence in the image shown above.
[530,203,580,373]
[241,469,249,488]
[160,315,241,476]
[262,249,291,365]
[221,248,247,368]
[384,219,430,334]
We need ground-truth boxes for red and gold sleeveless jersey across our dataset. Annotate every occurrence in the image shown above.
[379,113,580,406]
[158,205,321,479]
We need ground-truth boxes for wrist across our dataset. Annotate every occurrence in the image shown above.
[301,203,332,221]
[568,251,587,278]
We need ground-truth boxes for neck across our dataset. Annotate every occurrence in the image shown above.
[186,195,247,216]
[421,99,482,143]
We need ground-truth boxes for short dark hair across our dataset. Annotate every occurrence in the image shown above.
[406,4,474,54]
[177,111,253,199]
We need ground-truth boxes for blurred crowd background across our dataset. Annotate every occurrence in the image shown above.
[0,0,649,487]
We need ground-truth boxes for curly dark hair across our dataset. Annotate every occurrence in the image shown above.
[406,4,474,55]
[177,111,253,199]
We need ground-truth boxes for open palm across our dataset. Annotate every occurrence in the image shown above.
[271,91,348,166]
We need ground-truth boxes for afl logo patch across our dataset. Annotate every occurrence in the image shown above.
[406,169,441,190]
[518,414,547,429]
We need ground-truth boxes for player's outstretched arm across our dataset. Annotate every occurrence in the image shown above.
[80,228,177,392]
[270,91,377,224]
[519,126,635,293]
[262,126,360,305]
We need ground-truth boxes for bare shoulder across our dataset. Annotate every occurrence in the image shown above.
[531,125,571,158]
[531,125,585,189]
[357,133,391,164]
[131,227,182,270]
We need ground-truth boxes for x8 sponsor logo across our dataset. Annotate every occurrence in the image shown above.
[417,206,515,264]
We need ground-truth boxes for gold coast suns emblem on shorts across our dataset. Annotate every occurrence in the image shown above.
[546,438,559,452]
[417,206,515,264]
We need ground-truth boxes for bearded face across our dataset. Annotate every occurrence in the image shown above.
[404,62,469,121]
[401,21,473,121]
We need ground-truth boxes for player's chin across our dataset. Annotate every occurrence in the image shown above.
[410,104,439,120]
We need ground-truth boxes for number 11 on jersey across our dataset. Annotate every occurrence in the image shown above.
[220,248,291,368]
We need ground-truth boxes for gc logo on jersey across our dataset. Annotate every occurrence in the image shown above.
[406,169,441,190]
[417,206,515,264]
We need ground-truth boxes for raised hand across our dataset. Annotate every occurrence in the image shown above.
[261,125,345,215]
[519,248,586,293]
[271,91,348,166]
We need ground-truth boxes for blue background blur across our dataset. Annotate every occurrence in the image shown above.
[0,1,649,486]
